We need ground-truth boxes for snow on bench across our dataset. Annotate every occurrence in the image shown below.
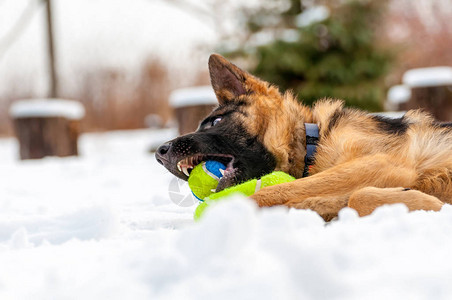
[9,99,85,159]
[9,99,85,120]
[169,86,217,108]
[387,84,411,105]
[403,66,452,88]
[169,86,218,135]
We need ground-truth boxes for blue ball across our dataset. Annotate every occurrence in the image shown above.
[204,160,226,179]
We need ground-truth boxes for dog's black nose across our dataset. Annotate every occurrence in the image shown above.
[155,142,171,165]
[158,143,170,155]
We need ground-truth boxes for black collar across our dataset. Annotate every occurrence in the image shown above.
[303,123,319,177]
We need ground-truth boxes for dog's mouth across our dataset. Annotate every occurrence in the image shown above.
[176,154,237,192]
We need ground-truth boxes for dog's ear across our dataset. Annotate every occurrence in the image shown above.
[208,54,248,105]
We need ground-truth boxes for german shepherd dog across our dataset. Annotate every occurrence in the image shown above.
[156,54,448,221]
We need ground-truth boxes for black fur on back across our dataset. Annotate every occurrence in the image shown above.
[325,109,347,137]
[371,115,409,135]
[434,122,452,128]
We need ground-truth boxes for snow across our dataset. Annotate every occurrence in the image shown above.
[9,99,85,120]
[169,86,218,108]
[387,84,411,104]
[147,128,179,152]
[385,85,411,111]
[372,111,407,119]
[402,67,452,88]
[1,129,452,299]
[296,5,330,28]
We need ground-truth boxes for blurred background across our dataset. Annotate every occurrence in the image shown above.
[0,0,451,141]
[2,2,452,295]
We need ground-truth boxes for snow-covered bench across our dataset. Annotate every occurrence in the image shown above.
[9,99,85,159]
[385,84,411,111]
[169,86,217,135]
[401,67,452,121]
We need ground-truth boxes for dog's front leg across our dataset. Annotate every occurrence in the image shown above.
[250,154,417,209]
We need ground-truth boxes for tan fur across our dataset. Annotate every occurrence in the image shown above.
[348,187,443,217]
[208,54,450,220]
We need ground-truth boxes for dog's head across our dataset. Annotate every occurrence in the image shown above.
[156,54,310,191]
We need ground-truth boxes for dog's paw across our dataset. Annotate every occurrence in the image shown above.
[250,185,289,207]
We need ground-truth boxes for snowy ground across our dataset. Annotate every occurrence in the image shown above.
[1,129,452,299]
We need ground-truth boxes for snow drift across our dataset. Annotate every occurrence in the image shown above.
[1,130,451,299]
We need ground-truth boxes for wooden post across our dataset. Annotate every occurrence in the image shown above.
[402,67,452,121]
[10,100,85,160]
[173,105,217,135]
[403,86,452,121]
[45,0,59,98]
[385,85,411,112]
[13,117,80,159]
[169,86,218,135]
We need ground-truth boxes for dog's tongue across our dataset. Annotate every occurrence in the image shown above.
[215,179,229,193]
[215,168,237,192]
[196,160,237,193]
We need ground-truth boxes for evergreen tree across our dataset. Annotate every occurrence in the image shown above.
[222,0,393,111]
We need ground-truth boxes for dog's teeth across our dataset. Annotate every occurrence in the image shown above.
[182,166,190,177]
[220,169,225,176]
[211,189,216,192]
[177,161,182,172]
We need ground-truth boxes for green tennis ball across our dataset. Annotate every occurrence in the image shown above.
[188,161,226,201]
[193,171,295,220]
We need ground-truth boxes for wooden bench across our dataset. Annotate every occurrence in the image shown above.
[9,99,85,160]
[169,86,218,135]
[401,67,452,121]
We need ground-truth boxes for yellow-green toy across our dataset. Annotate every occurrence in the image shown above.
[188,161,226,201]
[187,161,295,220]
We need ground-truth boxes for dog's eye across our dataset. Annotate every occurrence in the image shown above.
[212,117,222,127]
[200,116,222,130]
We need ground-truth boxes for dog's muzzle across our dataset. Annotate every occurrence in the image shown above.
[155,142,171,166]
